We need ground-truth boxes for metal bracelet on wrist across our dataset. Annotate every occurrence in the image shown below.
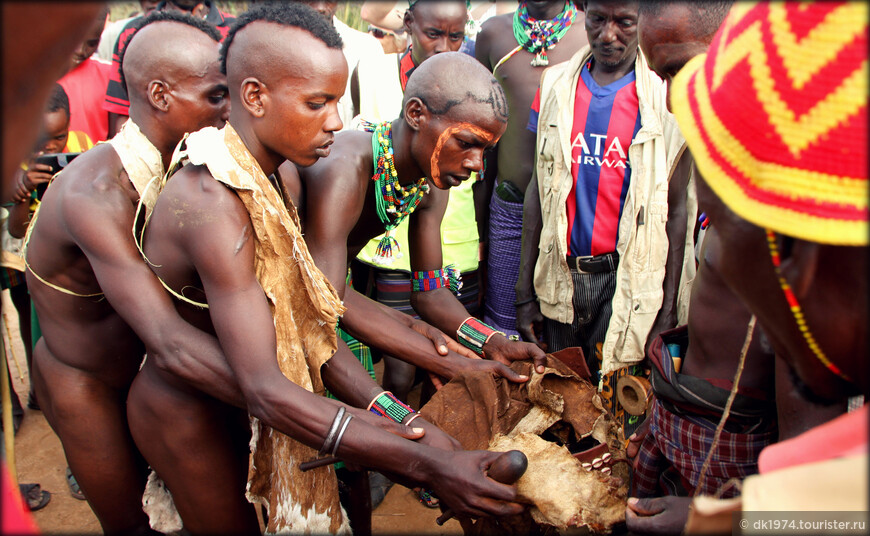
[319,406,346,456]
[330,414,353,457]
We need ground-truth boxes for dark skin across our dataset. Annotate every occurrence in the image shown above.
[515,1,640,346]
[106,2,214,138]
[298,53,547,375]
[624,7,851,532]
[624,171,867,535]
[624,212,776,535]
[127,26,523,534]
[474,0,588,238]
[9,108,71,207]
[350,0,466,118]
[23,22,232,536]
[1,2,104,202]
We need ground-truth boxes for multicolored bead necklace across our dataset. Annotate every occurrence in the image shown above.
[510,0,577,67]
[364,120,429,264]
[765,229,851,382]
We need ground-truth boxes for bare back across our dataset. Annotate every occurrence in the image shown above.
[475,11,588,192]
[26,143,146,385]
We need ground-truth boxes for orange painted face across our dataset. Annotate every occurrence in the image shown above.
[426,121,502,189]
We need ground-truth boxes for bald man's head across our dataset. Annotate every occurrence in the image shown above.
[402,52,507,190]
[120,10,221,101]
[121,11,228,135]
[404,51,507,125]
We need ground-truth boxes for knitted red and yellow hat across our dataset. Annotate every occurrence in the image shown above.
[671,2,868,246]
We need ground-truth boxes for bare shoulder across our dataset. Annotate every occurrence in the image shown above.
[479,12,513,39]
[155,164,250,236]
[303,130,373,192]
[52,144,128,205]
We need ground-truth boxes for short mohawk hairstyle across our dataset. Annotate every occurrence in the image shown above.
[119,9,222,94]
[220,2,343,75]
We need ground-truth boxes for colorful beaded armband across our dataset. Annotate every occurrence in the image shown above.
[411,264,462,294]
[457,317,504,354]
[368,391,415,424]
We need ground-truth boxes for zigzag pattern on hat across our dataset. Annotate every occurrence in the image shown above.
[671,1,868,246]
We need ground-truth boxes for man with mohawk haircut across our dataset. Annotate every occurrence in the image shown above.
[23,10,229,534]
[130,4,524,534]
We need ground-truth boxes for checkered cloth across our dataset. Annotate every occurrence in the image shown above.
[633,401,776,499]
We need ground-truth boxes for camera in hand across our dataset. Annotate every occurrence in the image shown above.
[33,152,80,198]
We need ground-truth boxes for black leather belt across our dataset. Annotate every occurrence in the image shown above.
[566,252,618,273]
[494,180,525,203]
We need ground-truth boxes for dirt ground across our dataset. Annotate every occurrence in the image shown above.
[2,290,463,535]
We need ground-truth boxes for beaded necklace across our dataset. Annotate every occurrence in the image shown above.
[510,0,577,67]
[363,120,429,264]
[765,229,850,382]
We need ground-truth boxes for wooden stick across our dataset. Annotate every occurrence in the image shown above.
[299,456,340,472]
[3,315,24,382]
[1,325,16,479]
[694,316,756,496]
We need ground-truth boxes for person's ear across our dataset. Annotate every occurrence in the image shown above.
[403,9,413,34]
[147,80,170,112]
[240,78,266,118]
[780,238,820,300]
[403,97,429,131]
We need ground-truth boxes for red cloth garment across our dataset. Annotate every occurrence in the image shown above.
[1,461,40,535]
[58,57,112,143]
[759,404,868,474]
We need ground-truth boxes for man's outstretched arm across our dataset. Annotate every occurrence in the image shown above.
[173,173,523,519]
[300,159,527,383]
[408,188,546,373]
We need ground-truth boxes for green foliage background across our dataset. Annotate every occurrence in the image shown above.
[108,1,367,32]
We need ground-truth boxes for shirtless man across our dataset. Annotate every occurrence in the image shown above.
[647,1,867,527]
[474,0,587,336]
[625,3,848,532]
[296,51,546,377]
[23,12,232,534]
[128,5,523,534]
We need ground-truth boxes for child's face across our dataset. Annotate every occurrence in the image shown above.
[38,109,70,154]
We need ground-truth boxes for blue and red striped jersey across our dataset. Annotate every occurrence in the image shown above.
[529,61,641,257]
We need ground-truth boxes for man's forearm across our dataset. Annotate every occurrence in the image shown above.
[151,326,246,408]
[321,340,387,407]
[341,288,459,378]
[410,287,476,336]
[516,175,543,301]
[648,152,693,342]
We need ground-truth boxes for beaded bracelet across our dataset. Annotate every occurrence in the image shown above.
[411,264,462,294]
[457,317,504,354]
[369,391,416,424]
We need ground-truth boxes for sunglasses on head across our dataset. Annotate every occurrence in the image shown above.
[368,25,396,39]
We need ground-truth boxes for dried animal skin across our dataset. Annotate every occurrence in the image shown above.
[420,354,628,534]
[489,434,627,532]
